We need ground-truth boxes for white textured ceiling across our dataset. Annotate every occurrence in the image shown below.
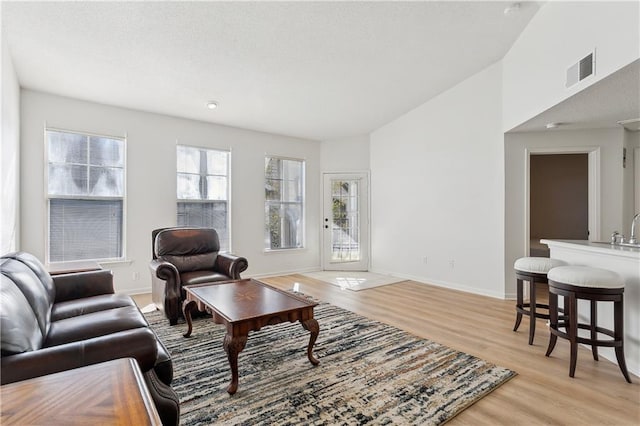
[3,1,542,141]
[510,59,640,133]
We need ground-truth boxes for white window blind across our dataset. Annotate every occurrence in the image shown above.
[177,145,230,251]
[46,130,125,262]
[264,156,304,250]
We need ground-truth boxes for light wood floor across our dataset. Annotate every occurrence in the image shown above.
[135,275,640,425]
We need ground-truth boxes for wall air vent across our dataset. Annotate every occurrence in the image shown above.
[566,51,595,88]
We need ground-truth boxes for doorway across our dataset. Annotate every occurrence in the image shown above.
[322,172,369,271]
[525,147,600,257]
[529,153,589,257]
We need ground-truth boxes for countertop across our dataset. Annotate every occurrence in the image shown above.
[540,239,640,260]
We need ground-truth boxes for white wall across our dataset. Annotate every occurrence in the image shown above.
[1,24,20,254]
[20,90,321,294]
[320,134,370,172]
[370,62,505,298]
[504,127,625,296]
[503,1,640,132]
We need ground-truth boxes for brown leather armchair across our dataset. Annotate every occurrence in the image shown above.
[149,227,248,325]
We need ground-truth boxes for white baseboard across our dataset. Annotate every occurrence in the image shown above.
[369,268,508,300]
[121,285,153,296]
[503,292,517,300]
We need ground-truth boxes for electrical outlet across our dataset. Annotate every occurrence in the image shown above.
[449,260,455,269]
[132,272,140,281]
[422,256,428,265]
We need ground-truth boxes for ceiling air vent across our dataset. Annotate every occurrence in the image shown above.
[566,51,595,88]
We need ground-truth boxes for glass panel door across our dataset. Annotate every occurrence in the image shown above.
[323,173,368,271]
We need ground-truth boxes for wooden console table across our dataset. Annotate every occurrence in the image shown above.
[0,358,161,425]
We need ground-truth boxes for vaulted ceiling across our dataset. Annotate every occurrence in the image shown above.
[3,1,541,141]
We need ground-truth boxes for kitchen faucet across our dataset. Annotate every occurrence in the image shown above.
[628,213,640,245]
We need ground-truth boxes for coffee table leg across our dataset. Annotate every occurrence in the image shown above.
[223,333,247,395]
[301,319,320,365]
[182,300,197,338]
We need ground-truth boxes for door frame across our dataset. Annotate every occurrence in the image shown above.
[321,171,371,271]
[524,146,601,256]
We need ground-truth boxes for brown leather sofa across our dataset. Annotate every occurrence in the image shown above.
[149,227,248,325]
[0,251,180,425]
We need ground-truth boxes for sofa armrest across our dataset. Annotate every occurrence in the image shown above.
[215,253,248,279]
[53,269,115,303]
[144,369,180,426]
[0,328,158,385]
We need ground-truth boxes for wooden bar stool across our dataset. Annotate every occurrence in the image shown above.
[513,257,567,345]
[545,265,631,383]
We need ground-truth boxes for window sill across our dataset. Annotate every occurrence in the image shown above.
[99,259,134,267]
[263,247,306,254]
[46,258,133,273]
[46,260,103,275]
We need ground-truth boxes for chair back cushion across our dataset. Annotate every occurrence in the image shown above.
[155,228,220,273]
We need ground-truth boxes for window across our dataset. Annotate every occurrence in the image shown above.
[265,156,304,250]
[46,130,125,262]
[177,145,230,251]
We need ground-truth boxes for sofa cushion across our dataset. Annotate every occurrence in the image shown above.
[51,293,136,321]
[44,306,148,347]
[52,270,115,303]
[0,275,44,354]
[0,257,52,338]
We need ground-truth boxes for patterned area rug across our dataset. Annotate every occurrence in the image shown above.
[145,302,515,425]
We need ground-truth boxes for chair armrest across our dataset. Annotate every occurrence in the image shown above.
[0,328,158,385]
[149,259,181,300]
[215,253,248,279]
[53,270,115,303]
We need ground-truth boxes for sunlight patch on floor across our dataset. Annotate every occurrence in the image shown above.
[301,271,404,291]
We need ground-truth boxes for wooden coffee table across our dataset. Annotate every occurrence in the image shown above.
[182,278,320,395]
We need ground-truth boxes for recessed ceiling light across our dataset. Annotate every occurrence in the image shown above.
[504,3,521,15]
[545,122,561,129]
[206,101,218,110]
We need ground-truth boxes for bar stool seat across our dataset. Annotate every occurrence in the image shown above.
[545,265,631,383]
[513,257,567,345]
